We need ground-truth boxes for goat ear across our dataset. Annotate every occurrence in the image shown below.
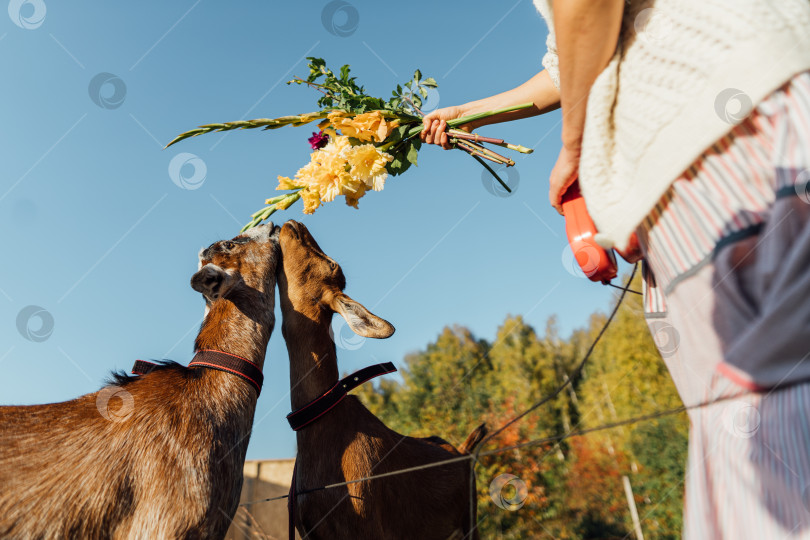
[190,264,237,301]
[331,293,395,339]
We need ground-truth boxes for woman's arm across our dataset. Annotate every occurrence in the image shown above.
[553,0,623,150]
[548,0,624,212]
[421,70,561,149]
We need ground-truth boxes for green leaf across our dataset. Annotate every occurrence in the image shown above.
[422,77,438,87]
[385,126,404,144]
[406,143,419,166]
[387,146,413,176]
[392,158,412,176]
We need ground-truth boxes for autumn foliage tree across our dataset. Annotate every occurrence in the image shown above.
[356,272,689,538]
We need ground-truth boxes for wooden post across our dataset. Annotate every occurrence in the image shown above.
[601,382,644,538]
[245,461,261,540]
[623,475,645,540]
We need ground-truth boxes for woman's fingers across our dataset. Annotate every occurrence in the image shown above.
[428,120,441,144]
[421,118,454,149]
[440,132,451,150]
[427,119,441,145]
[421,117,435,143]
[549,146,581,214]
[436,119,450,149]
[421,107,464,148]
[422,118,438,144]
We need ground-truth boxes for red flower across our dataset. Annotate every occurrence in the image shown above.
[308,131,329,150]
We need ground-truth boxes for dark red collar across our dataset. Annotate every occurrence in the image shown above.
[132,350,264,396]
[286,362,396,431]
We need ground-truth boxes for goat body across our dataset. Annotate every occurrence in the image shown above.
[0,223,280,539]
[0,365,255,538]
[277,220,485,540]
[293,396,486,540]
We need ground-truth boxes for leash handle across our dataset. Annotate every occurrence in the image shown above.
[561,181,643,284]
[562,181,618,283]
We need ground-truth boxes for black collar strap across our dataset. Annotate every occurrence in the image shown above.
[132,359,159,375]
[131,350,263,396]
[286,362,396,431]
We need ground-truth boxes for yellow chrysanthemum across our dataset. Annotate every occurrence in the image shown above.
[277,176,300,191]
[344,193,361,209]
[325,111,399,143]
[275,135,394,214]
[345,143,392,192]
[300,187,321,214]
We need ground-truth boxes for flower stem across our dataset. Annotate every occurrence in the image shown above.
[455,140,506,166]
[471,154,511,193]
[403,102,534,139]
[447,129,533,154]
[455,139,514,167]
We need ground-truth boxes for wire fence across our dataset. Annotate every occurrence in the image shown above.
[240,264,798,539]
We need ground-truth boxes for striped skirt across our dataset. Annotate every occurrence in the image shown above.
[638,71,810,538]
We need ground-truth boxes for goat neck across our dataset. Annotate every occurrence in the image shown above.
[195,287,275,370]
[278,273,340,412]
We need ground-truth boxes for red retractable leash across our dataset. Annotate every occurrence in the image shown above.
[561,181,642,283]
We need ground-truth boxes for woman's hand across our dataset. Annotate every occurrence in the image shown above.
[549,144,581,214]
[550,0,623,213]
[420,105,470,150]
[420,71,561,150]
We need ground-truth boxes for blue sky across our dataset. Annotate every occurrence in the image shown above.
[0,1,633,459]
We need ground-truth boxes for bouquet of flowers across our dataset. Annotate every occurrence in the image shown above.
[166,57,532,231]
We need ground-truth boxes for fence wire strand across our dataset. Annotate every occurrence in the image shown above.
[239,262,794,536]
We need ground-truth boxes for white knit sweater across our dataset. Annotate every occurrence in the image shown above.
[533,0,810,250]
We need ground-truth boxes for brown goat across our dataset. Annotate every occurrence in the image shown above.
[0,223,281,539]
[277,220,486,540]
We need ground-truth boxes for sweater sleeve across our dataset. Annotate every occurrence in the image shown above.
[533,0,561,89]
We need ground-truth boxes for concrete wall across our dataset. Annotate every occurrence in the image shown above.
[225,458,300,540]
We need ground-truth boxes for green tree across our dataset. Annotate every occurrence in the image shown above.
[575,272,688,538]
[356,325,491,446]
[629,417,688,539]
[355,271,690,538]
